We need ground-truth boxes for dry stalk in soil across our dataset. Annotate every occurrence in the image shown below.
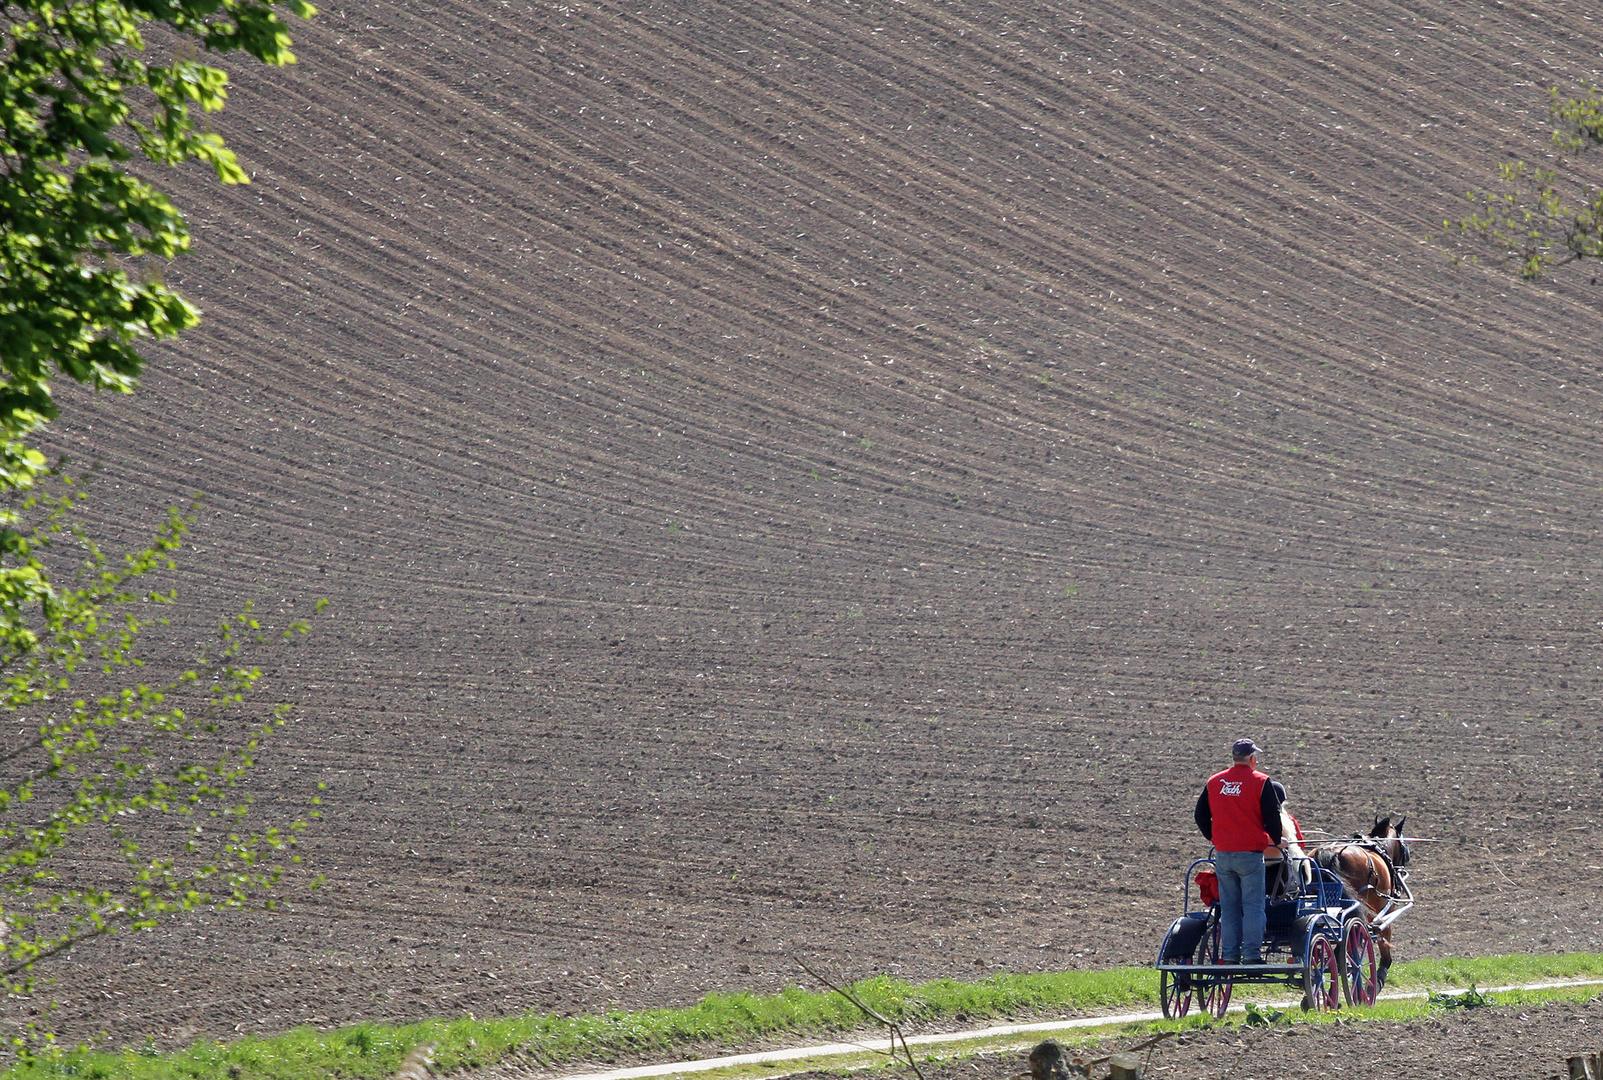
[793,956,926,1080]
[1054,1032,1175,1079]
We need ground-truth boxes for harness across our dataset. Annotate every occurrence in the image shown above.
[1314,836,1414,932]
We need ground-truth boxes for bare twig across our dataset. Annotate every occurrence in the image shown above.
[1483,843,1518,888]
[1220,1026,1279,1080]
[793,955,926,1080]
[1075,1032,1174,1073]
[1138,1031,1174,1074]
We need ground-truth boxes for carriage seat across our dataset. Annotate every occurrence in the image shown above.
[1265,898,1299,931]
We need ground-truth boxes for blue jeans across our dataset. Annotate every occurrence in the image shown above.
[1214,850,1267,962]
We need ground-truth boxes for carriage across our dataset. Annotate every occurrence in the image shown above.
[1154,851,1386,1018]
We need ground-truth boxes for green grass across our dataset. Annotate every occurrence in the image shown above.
[1383,952,1603,989]
[11,954,1603,1080]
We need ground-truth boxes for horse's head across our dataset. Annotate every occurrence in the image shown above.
[1367,814,1410,866]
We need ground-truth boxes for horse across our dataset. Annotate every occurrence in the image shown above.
[1312,815,1412,989]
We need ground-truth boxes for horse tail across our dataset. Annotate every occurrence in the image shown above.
[1313,846,1359,900]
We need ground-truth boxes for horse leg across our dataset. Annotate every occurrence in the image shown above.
[1368,864,1396,991]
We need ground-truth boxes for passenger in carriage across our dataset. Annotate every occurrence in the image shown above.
[1270,780,1303,840]
[1193,738,1284,965]
[1263,780,1307,903]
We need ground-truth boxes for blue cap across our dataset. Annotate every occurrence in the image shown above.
[1232,738,1263,760]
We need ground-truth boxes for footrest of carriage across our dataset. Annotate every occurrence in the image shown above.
[1155,962,1302,975]
[1228,962,1304,974]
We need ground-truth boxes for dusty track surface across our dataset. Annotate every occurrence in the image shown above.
[26,0,1603,1053]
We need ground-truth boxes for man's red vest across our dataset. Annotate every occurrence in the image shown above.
[1206,763,1272,852]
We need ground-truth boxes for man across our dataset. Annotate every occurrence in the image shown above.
[1193,738,1283,964]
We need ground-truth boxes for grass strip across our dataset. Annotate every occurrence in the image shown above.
[1382,952,1603,989]
[12,953,1603,1080]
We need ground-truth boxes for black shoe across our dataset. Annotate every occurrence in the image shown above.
[1216,958,1240,965]
[1243,957,1264,965]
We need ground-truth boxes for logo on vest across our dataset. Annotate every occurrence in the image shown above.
[1218,781,1243,795]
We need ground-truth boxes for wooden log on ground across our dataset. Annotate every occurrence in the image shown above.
[1106,1053,1143,1080]
[1565,1051,1601,1080]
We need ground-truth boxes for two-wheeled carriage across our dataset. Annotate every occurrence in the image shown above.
[1155,853,1384,1019]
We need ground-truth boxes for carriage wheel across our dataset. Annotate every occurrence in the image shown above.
[1341,919,1380,1007]
[1157,916,1202,1020]
[1193,915,1233,1020]
[1159,968,1193,1020]
[1301,933,1340,1012]
[1198,968,1233,1020]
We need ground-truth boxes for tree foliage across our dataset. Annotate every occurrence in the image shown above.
[1,0,314,481]
[0,0,320,1038]
[1445,87,1603,280]
[0,479,326,1043]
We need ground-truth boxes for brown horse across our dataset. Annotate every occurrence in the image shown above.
[1312,815,1412,989]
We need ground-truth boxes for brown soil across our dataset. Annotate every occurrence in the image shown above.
[20,0,1603,1067]
[873,999,1603,1080]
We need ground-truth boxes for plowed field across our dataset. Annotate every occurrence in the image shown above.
[29,0,1603,1053]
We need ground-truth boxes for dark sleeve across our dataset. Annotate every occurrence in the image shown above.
[1260,779,1284,845]
[1194,787,1213,840]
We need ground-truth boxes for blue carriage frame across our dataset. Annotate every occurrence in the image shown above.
[1154,853,1382,1019]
